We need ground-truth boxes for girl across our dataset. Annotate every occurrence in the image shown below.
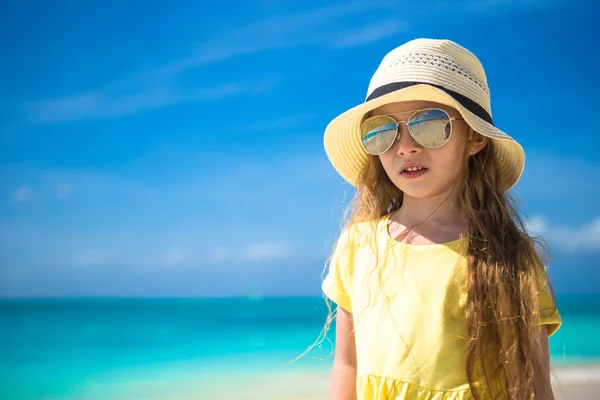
[319,38,561,399]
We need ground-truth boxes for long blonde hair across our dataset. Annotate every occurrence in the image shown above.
[311,131,557,399]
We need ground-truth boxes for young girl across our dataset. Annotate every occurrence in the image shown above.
[319,38,561,399]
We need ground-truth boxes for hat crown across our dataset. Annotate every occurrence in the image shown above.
[366,38,492,117]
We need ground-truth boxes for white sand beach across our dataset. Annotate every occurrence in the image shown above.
[196,364,600,399]
[60,360,600,399]
[552,365,600,400]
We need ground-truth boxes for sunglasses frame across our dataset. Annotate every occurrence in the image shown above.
[360,107,464,155]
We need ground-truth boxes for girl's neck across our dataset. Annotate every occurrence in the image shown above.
[387,192,465,245]
[395,191,463,230]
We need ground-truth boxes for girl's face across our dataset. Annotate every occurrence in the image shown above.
[372,100,487,199]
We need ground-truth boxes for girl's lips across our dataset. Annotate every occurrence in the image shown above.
[400,168,429,179]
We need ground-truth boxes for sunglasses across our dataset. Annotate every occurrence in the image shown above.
[360,108,464,155]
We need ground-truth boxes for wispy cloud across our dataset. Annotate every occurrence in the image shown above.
[526,215,600,252]
[243,242,291,261]
[11,185,31,204]
[328,21,408,48]
[158,0,401,73]
[242,113,316,132]
[0,149,339,212]
[164,246,185,267]
[0,153,337,273]
[22,1,403,123]
[25,78,279,123]
[67,241,293,270]
[209,246,231,264]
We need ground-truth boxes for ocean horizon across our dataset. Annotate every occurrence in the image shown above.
[1,295,599,399]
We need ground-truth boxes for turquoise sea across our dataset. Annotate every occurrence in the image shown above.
[0,295,598,400]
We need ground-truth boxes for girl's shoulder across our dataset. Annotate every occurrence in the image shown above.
[337,214,391,250]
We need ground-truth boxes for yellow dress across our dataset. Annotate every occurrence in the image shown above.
[322,214,561,400]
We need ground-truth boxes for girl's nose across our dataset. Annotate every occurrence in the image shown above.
[394,123,421,156]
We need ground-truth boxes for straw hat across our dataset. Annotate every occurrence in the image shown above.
[323,38,525,191]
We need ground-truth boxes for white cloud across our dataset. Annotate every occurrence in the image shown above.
[148,242,293,268]
[165,246,185,266]
[244,242,291,261]
[1,154,337,272]
[23,1,402,123]
[12,185,31,203]
[66,241,293,270]
[26,87,175,123]
[526,215,600,252]
[157,0,400,72]
[209,246,231,263]
[242,113,316,132]
[328,20,408,48]
[25,78,279,123]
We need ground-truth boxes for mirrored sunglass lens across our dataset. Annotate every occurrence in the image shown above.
[407,109,451,148]
[361,116,398,154]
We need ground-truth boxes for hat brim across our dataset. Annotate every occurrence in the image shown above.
[323,84,525,191]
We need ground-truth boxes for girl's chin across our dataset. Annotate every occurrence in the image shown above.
[393,183,457,200]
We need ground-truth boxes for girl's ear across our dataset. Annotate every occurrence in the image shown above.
[468,127,489,156]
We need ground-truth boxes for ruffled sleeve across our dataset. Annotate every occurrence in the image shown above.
[537,271,561,337]
[322,227,354,313]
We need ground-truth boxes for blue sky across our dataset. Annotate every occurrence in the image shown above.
[1,0,598,297]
